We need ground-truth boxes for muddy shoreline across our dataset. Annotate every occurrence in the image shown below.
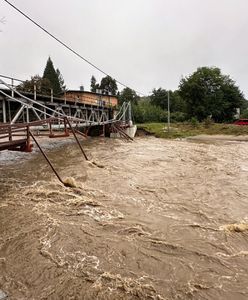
[187,134,248,142]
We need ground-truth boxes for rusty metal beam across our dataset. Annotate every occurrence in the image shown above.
[29,130,65,185]
[65,117,88,161]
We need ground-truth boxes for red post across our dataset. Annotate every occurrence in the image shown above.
[49,120,54,138]
[25,125,33,152]
[8,125,12,142]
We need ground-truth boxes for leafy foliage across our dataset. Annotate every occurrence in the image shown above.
[170,111,187,122]
[150,88,168,109]
[90,75,117,95]
[133,100,167,123]
[179,67,245,122]
[18,58,66,96]
[100,75,118,95]
[171,90,187,113]
[17,75,52,94]
[150,88,186,113]
[90,75,98,92]
[240,109,248,119]
[189,117,199,128]
[56,68,66,92]
[119,87,140,105]
[203,116,214,128]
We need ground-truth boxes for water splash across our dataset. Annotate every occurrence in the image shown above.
[220,223,248,233]
[63,177,77,188]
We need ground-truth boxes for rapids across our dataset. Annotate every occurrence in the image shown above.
[1,136,248,299]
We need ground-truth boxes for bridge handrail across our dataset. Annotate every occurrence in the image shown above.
[0,78,131,126]
[0,79,72,120]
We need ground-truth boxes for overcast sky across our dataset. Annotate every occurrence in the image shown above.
[0,0,248,97]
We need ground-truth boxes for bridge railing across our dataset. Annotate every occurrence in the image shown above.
[0,122,30,151]
[0,76,133,128]
[0,116,71,152]
[0,75,116,109]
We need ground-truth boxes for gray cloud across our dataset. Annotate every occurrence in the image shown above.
[0,0,248,96]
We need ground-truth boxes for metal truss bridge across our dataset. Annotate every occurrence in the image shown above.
[0,76,134,152]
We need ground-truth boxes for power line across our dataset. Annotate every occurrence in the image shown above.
[3,0,146,96]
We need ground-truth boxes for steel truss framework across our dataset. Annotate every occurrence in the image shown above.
[0,78,132,128]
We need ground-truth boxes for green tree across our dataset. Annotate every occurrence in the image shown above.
[90,75,99,92]
[240,108,248,119]
[17,75,52,95]
[150,88,186,113]
[150,88,168,109]
[100,75,118,95]
[119,87,140,105]
[43,57,62,95]
[171,90,187,113]
[179,67,245,122]
[133,99,167,123]
[56,68,66,92]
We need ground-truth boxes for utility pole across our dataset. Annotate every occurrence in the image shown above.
[167,90,170,132]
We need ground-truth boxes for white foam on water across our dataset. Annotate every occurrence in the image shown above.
[0,150,29,165]
[80,205,124,222]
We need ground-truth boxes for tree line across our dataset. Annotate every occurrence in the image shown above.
[19,57,247,123]
[124,67,247,123]
[18,57,119,97]
[92,66,247,123]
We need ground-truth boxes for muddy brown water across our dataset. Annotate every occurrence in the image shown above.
[1,136,248,300]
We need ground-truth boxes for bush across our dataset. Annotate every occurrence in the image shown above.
[203,116,214,128]
[133,101,167,123]
[171,112,187,122]
[189,117,199,128]
[132,99,188,124]
[240,109,248,119]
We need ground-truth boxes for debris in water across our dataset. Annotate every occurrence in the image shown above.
[0,290,8,300]
[63,177,77,188]
[220,223,248,233]
[87,160,105,168]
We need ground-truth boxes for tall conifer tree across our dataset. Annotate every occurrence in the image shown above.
[56,68,66,92]
[43,57,61,95]
[90,75,97,92]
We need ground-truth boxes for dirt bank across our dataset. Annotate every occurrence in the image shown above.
[187,134,248,142]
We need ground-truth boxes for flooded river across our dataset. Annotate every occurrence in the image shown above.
[1,136,248,299]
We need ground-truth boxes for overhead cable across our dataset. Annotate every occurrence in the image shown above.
[3,0,145,96]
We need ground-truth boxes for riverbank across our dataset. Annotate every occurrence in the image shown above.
[137,122,248,139]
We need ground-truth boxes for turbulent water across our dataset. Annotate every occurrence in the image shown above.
[1,136,248,300]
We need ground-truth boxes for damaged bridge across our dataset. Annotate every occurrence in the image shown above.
[0,75,136,152]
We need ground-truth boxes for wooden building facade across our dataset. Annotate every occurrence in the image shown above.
[63,90,118,108]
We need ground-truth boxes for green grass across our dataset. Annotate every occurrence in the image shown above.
[137,122,248,139]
